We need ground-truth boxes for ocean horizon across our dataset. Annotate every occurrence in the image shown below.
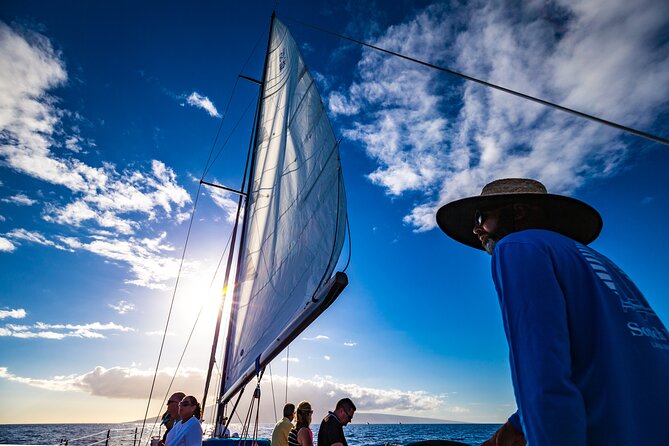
[0,423,501,446]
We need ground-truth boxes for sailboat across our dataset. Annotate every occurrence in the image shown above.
[197,11,349,444]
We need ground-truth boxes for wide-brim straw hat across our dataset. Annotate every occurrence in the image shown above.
[436,178,603,250]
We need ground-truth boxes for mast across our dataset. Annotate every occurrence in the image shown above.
[212,11,277,436]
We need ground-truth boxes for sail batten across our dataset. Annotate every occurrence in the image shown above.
[220,17,348,405]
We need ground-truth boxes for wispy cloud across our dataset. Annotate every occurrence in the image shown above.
[302,335,330,341]
[0,236,16,252]
[208,185,240,223]
[145,330,175,336]
[0,366,446,415]
[0,321,133,340]
[109,300,135,315]
[0,308,26,320]
[0,366,204,398]
[332,0,669,231]
[1,194,37,206]
[281,357,300,363]
[343,341,357,347]
[0,21,193,289]
[186,92,221,118]
[6,228,71,251]
[323,355,331,361]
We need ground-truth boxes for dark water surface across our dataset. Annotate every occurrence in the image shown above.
[0,423,501,446]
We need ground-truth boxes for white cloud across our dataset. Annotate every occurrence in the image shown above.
[268,375,444,414]
[1,194,37,205]
[6,228,70,251]
[109,300,135,315]
[334,0,669,231]
[0,367,446,416]
[0,308,26,319]
[323,355,331,361]
[208,186,240,223]
[0,236,15,252]
[186,92,221,118]
[281,357,300,363]
[0,22,193,289]
[343,341,357,347]
[0,321,133,340]
[145,330,175,336]
[302,335,329,341]
[0,366,204,398]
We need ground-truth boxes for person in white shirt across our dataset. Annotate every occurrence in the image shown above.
[165,395,203,446]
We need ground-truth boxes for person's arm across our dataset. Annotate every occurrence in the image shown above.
[297,428,313,446]
[481,419,525,446]
[492,241,587,445]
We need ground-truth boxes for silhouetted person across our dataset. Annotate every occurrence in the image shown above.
[437,178,669,446]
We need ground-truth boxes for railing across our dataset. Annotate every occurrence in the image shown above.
[59,428,140,446]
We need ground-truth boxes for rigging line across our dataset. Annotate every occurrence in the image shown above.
[285,346,289,404]
[269,363,278,422]
[201,25,268,178]
[202,96,258,180]
[343,214,352,273]
[284,15,669,147]
[146,225,236,441]
[139,182,204,445]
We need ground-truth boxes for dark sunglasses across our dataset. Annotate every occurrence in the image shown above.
[179,401,192,407]
[167,400,179,405]
[474,209,486,227]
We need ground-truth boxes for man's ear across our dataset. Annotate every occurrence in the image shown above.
[512,203,529,222]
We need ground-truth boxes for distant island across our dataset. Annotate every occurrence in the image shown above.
[349,413,466,424]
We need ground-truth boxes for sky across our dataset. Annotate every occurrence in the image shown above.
[1,0,668,427]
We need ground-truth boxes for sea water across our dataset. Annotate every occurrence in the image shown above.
[0,423,501,446]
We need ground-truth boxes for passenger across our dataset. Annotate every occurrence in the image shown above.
[271,403,295,446]
[165,395,203,446]
[160,392,186,446]
[288,401,313,446]
[317,398,355,446]
[436,178,669,446]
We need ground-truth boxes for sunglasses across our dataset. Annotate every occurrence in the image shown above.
[178,401,193,407]
[167,400,179,405]
[474,209,486,227]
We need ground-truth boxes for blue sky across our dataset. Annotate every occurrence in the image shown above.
[1,0,668,425]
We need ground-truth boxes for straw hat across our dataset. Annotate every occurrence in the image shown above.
[436,178,602,250]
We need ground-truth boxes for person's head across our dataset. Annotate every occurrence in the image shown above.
[283,403,296,421]
[472,202,547,254]
[436,178,602,255]
[333,398,356,426]
[166,392,186,419]
[294,401,313,429]
[178,395,201,422]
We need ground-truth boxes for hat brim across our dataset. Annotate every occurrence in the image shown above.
[436,193,603,250]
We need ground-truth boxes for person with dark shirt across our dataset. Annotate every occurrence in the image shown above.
[159,392,185,446]
[317,398,355,446]
[436,178,669,446]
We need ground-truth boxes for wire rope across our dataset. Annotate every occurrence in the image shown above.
[284,15,669,146]
[145,227,236,442]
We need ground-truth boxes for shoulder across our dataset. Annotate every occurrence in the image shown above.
[496,229,574,256]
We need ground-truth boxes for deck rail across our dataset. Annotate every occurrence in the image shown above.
[59,427,141,446]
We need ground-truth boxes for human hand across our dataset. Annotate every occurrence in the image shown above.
[480,421,525,446]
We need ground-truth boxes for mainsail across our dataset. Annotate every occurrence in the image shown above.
[219,16,348,405]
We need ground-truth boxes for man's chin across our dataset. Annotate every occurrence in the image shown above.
[483,239,496,255]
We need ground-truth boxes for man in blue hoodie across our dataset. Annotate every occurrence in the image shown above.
[436,178,669,446]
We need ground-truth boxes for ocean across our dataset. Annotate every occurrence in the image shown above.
[0,423,501,446]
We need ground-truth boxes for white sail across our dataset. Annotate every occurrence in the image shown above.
[221,17,347,402]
